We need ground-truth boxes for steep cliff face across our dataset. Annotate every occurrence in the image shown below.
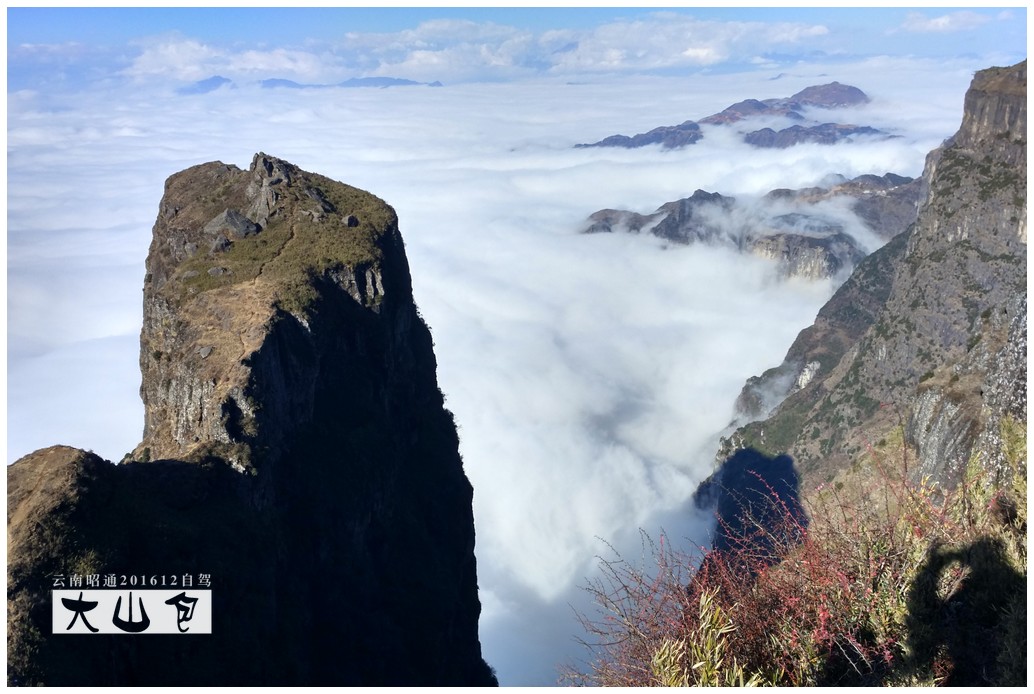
[133,154,402,471]
[7,154,496,686]
[720,61,1026,488]
[730,228,909,424]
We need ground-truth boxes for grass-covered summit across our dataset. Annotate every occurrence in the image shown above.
[149,152,397,314]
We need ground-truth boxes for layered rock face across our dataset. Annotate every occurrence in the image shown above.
[7,154,496,686]
[720,61,1027,488]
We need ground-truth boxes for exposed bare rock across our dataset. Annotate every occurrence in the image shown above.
[203,208,260,238]
[750,231,864,280]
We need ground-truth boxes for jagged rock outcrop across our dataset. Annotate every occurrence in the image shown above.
[7,154,497,686]
[577,81,884,150]
[750,230,865,280]
[583,173,919,281]
[719,61,1027,488]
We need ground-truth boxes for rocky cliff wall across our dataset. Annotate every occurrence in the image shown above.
[719,61,1026,488]
[7,154,496,686]
[956,62,1027,165]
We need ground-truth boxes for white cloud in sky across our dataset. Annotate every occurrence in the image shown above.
[353,14,832,79]
[341,20,545,82]
[7,55,989,683]
[12,40,86,55]
[347,18,526,49]
[111,14,836,86]
[897,10,993,34]
[226,47,334,78]
[123,36,224,81]
[573,14,829,70]
[121,34,349,84]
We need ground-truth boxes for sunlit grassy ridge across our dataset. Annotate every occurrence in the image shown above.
[172,164,397,315]
[571,421,1027,686]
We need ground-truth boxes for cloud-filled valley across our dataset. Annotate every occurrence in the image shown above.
[6,44,1011,683]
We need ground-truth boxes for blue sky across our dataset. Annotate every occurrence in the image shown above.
[6,7,1023,44]
[8,7,1027,90]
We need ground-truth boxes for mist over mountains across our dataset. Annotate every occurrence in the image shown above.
[7,49,1008,684]
[720,61,1027,490]
[583,172,921,281]
[577,81,891,150]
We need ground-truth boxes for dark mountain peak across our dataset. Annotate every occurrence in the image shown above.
[177,75,234,95]
[338,76,423,88]
[259,77,305,89]
[575,119,701,149]
[579,81,879,149]
[7,155,496,686]
[744,122,886,148]
[726,97,769,114]
[689,188,726,202]
[700,97,804,125]
[788,81,870,108]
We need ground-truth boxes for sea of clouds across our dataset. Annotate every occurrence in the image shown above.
[8,56,985,683]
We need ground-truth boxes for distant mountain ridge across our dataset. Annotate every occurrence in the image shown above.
[261,76,444,89]
[176,75,443,94]
[583,172,921,280]
[176,75,234,95]
[577,81,887,150]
